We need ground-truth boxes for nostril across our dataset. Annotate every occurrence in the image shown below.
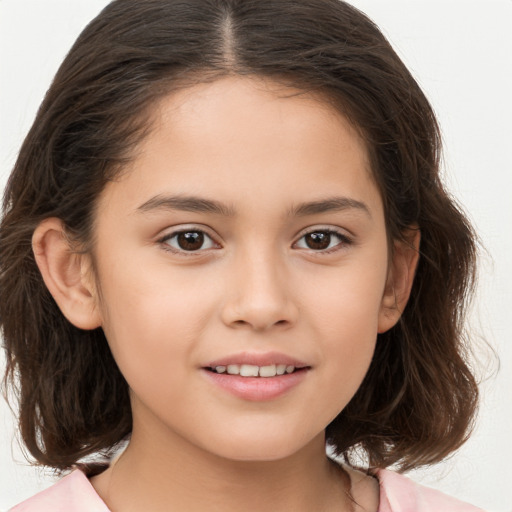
[231,318,290,330]
[221,299,298,331]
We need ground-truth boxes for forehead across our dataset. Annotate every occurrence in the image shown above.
[151,76,368,159]
[99,76,382,220]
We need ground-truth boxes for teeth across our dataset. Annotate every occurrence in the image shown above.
[240,364,259,377]
[227,364,240,375]
[259,364,277,377]
[214,364,296,377]
[276,364,286,375]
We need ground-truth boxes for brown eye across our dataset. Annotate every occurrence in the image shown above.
[304,232,331,250]
[164,230,216,252]
[177,231,204,250]
[295,230,349,252]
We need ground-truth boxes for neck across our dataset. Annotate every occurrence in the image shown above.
[91,426,353,512]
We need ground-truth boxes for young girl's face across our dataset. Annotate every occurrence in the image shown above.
[87,76,397,462]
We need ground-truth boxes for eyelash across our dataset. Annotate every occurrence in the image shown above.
[158,227,353,255]
[159,228,219,255]
[293,228,353,254]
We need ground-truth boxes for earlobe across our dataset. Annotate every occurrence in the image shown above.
[32,218,102,330]
[378,229,421,334]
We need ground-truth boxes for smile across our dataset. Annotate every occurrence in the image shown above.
[202,354,310,401]
[209,364,297,377]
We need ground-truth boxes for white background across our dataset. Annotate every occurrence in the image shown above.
[0,1,510,510]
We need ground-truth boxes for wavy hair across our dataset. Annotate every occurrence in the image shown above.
[1,0,478,474]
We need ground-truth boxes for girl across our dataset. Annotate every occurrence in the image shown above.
[0,0,485,510]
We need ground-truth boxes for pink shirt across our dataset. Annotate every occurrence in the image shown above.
[9,468,486,511]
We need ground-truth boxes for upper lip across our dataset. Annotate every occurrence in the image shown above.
[204,351,310,369]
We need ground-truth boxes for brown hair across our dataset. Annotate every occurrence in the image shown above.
[1,0,478,474]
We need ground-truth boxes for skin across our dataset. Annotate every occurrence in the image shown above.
[33,76,419,511]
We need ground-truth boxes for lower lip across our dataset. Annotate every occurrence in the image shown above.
[202,368,309,401]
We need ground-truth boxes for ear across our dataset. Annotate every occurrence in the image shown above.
[378,228,421,333]
[32,218,102,330]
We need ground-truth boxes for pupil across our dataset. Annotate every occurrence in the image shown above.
[306,232,330,250]
[177,231,204,251]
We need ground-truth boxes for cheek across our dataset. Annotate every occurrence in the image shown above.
[302,258,387,391]
[305,257,388,335]
[95,263,215,385]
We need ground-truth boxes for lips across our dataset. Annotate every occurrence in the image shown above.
[208,363,297,377]
[201,352,310,401]
[205,351,309,370]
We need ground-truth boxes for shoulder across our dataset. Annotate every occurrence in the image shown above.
[9,470,110,512]
[375,469,487,512]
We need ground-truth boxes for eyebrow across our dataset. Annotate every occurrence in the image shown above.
[137,195,236,216]
[136,194,371,218]
[288,197,371,218]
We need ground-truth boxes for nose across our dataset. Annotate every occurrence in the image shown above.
[220,251,298,332]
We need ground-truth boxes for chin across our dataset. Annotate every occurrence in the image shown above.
[201,429,322,463]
